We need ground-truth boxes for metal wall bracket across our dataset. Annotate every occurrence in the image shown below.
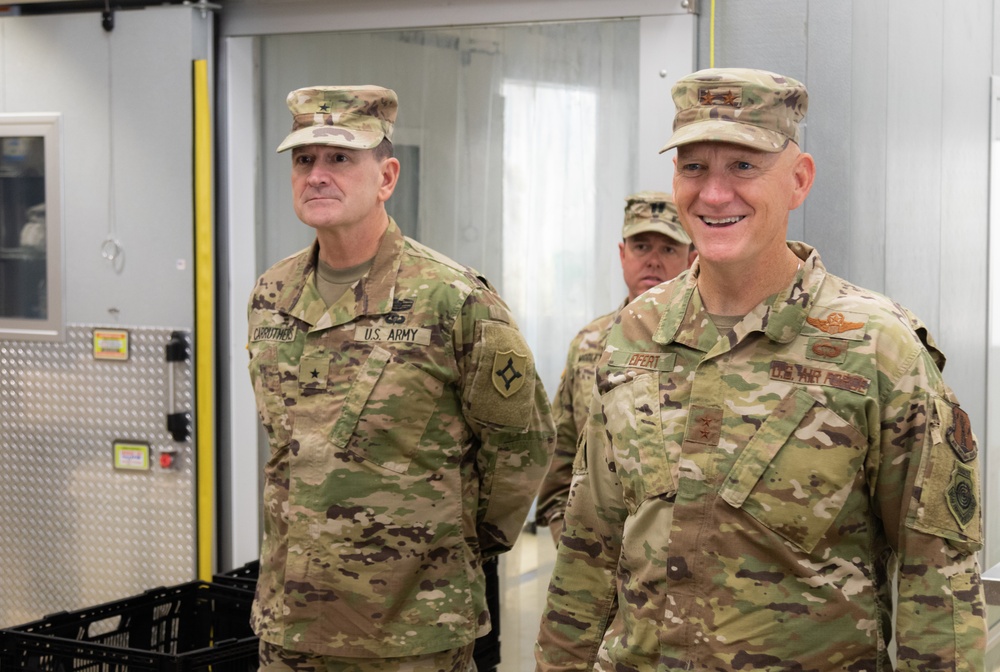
[182,0,222,19]
[681,0,699,15]
[165,331,191,442]
[167,411,192,443]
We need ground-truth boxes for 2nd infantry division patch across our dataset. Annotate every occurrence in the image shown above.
[492,350,527,398]
[946,463,977,530]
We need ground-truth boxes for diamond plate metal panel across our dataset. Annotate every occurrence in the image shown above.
[0,325,195,628]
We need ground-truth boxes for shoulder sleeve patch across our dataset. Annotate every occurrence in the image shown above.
[946,404,977,463]
[907,396,982,554]
[468,321,536,430]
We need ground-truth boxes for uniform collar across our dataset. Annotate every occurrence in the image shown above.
[654,241,825,350]
[286,217,405,329]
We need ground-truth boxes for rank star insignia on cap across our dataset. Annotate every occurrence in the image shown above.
[660,68,808,153]
[622,191,691,245]
[277,84,397,153]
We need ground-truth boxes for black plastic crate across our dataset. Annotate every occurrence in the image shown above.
[0,581,257,671]
[211,560,259,593]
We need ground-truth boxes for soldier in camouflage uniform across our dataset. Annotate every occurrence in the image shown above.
[247,85,555,672]
[535,192,694,545]
[535,68,986,670]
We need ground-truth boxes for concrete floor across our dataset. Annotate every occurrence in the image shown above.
[497,528,558,672]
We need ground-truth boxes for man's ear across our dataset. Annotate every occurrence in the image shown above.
[378,157,400,202]
[788,151,815,210]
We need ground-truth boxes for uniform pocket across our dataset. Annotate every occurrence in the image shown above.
[248,345,292,450]
[602,372,677,512]
[329,345,444,474]
[720,387,866,554]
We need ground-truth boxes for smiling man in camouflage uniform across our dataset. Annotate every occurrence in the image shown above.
[535,191,695,546]
[247,84,554,672]
[535,68,986,671]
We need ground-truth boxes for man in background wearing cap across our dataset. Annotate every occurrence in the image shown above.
[535,69,985,670]
[534,191,695,546]
[247,85,554,672]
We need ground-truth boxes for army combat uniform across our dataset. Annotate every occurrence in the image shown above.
[248,218,554,659]
[535,303,621,530]
[535,243,986,671]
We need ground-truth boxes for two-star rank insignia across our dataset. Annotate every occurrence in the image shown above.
[697,86,742,108]
[684,405,722,446]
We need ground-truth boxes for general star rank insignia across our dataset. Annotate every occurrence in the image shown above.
[684,405,722,446]
[298,355,330,390]
[946,462,977,529]
[492,350,527,398]
[806,312,865,335]
[698,86,742,108]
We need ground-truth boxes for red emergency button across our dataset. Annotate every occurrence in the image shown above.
[159,452,176,469]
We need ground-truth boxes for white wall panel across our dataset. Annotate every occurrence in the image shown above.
[803,1,852,277]
[637,14,696,192]
[220,35,262,570]
[939,0,990,440]
[883,1,944,331]
[847,0,888,293]
[0,7,211,329]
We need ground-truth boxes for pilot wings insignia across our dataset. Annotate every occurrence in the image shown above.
[806,312,865,335]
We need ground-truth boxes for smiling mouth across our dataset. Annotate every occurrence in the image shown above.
[702,215,745,227]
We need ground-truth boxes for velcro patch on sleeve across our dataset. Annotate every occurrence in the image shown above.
[946,463,978,530]
[907,396,983,553]
[468,321,535,429]
[946,404,977,463]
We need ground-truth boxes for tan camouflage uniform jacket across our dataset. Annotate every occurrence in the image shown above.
[536,302,624,529]
[247,219,554,659]
[536,242,985,671]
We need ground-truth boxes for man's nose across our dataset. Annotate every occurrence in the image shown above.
[306,164,331,186]
[699,172,733,205]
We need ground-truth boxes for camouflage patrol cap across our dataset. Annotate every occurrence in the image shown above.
[622,191,690,245]
[659,68,807,153]
[277,85,397,153]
